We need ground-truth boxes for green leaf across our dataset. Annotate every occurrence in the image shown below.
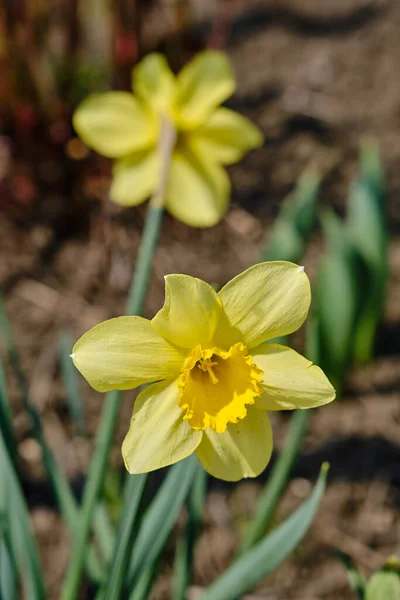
[127,456,199,591]
[345,143,388,365]
[0,522,18,600]
[261,168,320,263]
[59,333,87,437]
[336,551,365,599]
[99,474,147,600]
[172,467,208,600]
[239,409,310,554]
[317,210,358,391]
[201,463,329,600]
[0,354,18,468]
[0,431,46,600]
[0,296,104,585]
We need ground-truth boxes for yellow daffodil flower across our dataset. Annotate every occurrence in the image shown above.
[72,262,335,481]
[73,51,263,227]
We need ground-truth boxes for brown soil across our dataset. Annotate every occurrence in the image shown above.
[2,0,400,598]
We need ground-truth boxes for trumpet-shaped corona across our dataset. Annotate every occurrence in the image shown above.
[178,343,263,432]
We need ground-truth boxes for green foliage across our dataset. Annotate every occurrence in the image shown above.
[317,209,358,392]
[339,555,400,600]
[201,464,329,600]
[336,552,365,599]
[346,140,388,364]
[261,167,321,263]
[315,141,388,391]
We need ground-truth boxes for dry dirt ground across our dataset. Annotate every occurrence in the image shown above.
[2,0,400,598]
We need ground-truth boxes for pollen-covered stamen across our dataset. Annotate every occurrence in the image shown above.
[197,357,219,384]
[178,343,264,433]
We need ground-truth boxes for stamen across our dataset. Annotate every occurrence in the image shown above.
[197,358,219,384]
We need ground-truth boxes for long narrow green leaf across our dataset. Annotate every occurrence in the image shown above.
[127,564,155,600]
[201,464,329,600]
[59,333,87,437]
[336,552,365,599]
[239,409,310,554]
[93,502,116,566]
[0,431,46,600]
[0,521,18,600]
[0,355,18,467]
[172,467,208,600]
[99,474,147,600]
[261,167,320,262]
[0,296,103,583]
[317,210,358,392]
[346,142,388,365]
[127,456,199,591]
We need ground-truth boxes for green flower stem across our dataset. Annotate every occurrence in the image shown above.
[60,116,176,600]
[239,409,310,554]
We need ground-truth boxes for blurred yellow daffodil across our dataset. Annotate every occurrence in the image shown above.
[72,262,335,481]
[73,51,263,227]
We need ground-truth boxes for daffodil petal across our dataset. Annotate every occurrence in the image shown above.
[152,274,223,349]
[73,92,156,158]
[216,262,311,349]
[166,151,230,228]
[253,344,336,410]
[175,51,235,128]
[188,107,263,165]
[122,379,202,473]
[132,53,176,114]
[110,150,159,206]
[196,406,272,481]
[72,317,185,392]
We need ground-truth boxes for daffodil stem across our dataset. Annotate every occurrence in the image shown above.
[239,409,310,554]
[60,118,176,600]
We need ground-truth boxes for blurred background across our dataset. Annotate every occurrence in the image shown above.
[1,0,400,598]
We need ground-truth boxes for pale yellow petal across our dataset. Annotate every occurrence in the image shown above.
[253,344,336,410]
[122,379,202,474]
[73,92,156,158]
[175,51,235,128]
[166,151,230,228]
[152,274,223,349]
[215,262,311,349]
[196,406,272,481]
[72,317,186,393]
[132,52,176,114]
[110,150,159,206]
[188,107,263,165]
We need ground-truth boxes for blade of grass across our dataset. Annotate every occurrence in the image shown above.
[336,551,365,599]
[201,464,329,600]
[127,564,154,600]
[239,408,310,554]
[93,501,116,566]
[59,332,87,437]
[0,354,18,468]
[0,298,104,582]
[98,474,147,600]
[0,520,18,600]
[0,431,46,600]
[127,456,199,592]
[261,167,320,263]
[172,467,207,600]
[60,115,176,600]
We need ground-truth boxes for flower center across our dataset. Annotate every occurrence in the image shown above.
[178,343,264,433]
